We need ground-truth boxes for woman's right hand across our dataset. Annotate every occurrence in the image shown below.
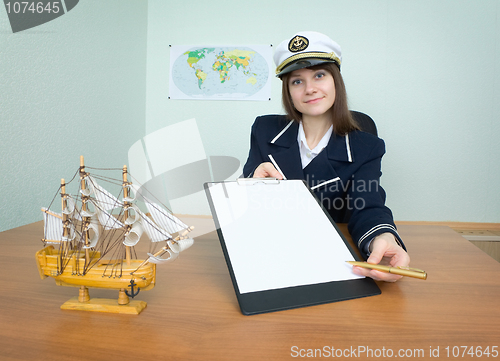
[252,162,283,179]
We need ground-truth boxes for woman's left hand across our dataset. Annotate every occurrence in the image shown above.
[352,232,410,282]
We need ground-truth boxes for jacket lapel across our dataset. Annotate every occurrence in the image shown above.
[303,150,340,190]
[327,132,353,163]
[267,122,354,187]
[267,121,304,179]
[304,133,352,190]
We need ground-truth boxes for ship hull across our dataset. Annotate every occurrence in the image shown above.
[36,246,156,291]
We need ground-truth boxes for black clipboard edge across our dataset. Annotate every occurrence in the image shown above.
[238,278,380,315]
[204,182,244,296]
[203,181,381,316]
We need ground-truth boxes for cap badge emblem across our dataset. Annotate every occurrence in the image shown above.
[288,35,309,53]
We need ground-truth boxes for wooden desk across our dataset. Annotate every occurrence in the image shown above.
[1,221,499,360]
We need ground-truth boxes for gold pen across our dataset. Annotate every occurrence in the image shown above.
[347,261,427,280]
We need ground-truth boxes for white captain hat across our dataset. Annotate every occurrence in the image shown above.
[274,31,342,78]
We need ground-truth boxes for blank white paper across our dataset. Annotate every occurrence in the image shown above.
[208,180,362,294]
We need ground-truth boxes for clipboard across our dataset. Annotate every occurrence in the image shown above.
[204,179,380,315]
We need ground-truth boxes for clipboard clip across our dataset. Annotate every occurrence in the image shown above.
[236,178,281,186]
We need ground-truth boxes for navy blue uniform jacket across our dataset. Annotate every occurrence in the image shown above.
[242,115,406,259]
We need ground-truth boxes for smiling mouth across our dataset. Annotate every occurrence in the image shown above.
[305,97,323,104]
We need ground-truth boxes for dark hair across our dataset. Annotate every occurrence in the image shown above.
[280,62,359,135]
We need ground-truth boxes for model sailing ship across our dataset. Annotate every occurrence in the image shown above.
[36,156,194,314]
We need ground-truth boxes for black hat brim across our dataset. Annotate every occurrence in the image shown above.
[276,58,339,78]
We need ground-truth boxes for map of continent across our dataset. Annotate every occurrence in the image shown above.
[170,46,270,100]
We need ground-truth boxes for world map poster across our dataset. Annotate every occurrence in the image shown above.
[169,45,273,101]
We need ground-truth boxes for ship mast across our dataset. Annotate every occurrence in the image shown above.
[79,156,91,265]
[60,178,70,274]
[123,165,132,266]
[61,179,68,241]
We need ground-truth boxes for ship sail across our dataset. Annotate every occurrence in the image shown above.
[168,238,194,253]
[42,207,77,243]
[123,222,144,247]
[42,208,63,243]
[122,182,140,203]
[86,175,122,211]
[123,183,188,237]
[144,200,188,235]
[81,218,99,249]
[80,197,95,218]
[79,175,124,229]
[126,204,172,242]
[95,207,124,230]
[62,197,76,216]
[147,249,178,264]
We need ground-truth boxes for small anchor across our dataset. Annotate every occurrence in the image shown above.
[125,279,140,298]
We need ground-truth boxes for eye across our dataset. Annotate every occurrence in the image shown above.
[290,78,302,86]
[315,71,326,79]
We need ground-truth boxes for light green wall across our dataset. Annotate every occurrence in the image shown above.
[0,1,148,232]
[1,0,499,232]
[146,0,500,223]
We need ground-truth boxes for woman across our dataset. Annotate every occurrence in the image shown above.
[242,31,409,282]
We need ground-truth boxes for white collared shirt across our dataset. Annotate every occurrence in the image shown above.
[297,122,333,169]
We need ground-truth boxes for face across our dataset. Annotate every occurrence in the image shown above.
[287,67,336,121]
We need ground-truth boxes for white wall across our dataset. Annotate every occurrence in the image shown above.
[1,0,499,233]
[0,1,148,232]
